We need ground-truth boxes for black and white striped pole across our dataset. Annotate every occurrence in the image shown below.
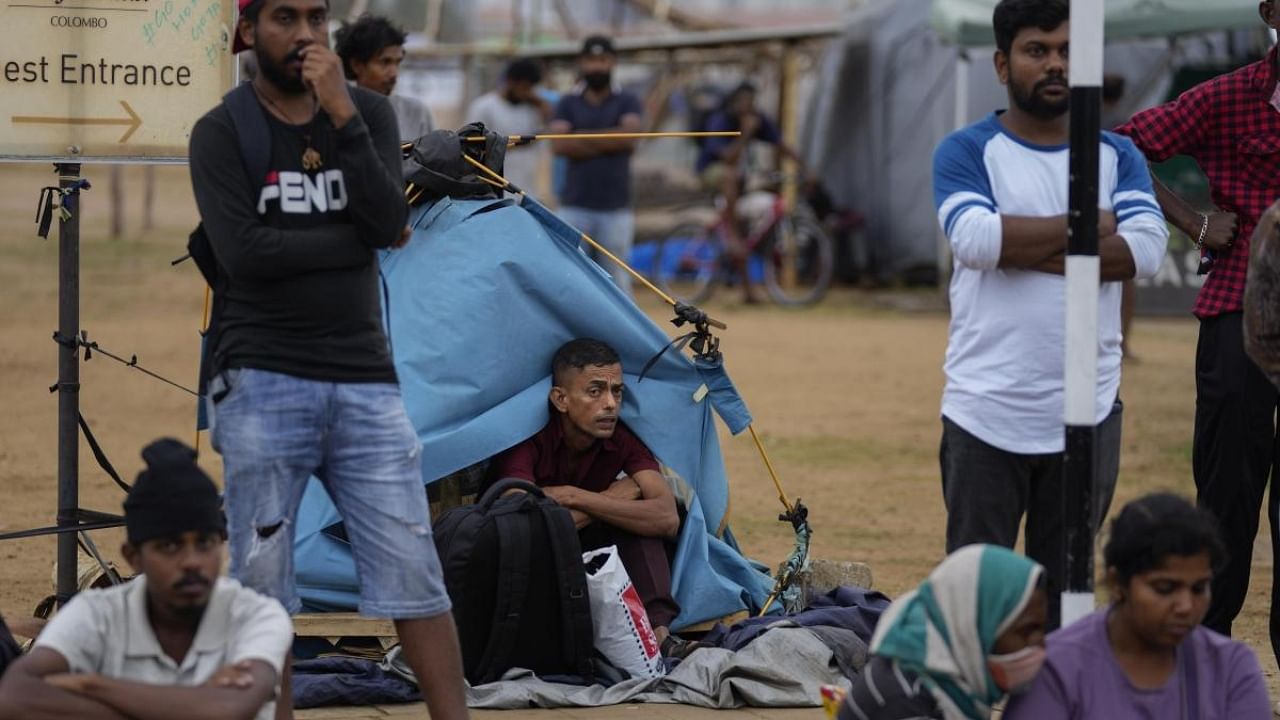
[1062,0,1104,627]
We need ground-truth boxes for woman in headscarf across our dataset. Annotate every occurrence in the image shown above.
[838,544,1049,719]
[1003,493,1270,719]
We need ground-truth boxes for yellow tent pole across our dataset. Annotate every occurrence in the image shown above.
[759,589,782,617]
[747,424,792,514]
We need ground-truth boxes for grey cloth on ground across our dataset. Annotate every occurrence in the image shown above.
[384,626,848,709]
[805,625,868,680]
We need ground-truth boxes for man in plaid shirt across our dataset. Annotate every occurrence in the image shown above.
[1114,2,1280,670]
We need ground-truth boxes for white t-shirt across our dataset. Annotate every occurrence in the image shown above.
[466,91,545,194]
[933,112,1169,453]
[36,576,292,720]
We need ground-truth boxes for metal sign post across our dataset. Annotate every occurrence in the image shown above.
[55,162,82,603]
[1062,0,1104,627]
[0,0,235,605]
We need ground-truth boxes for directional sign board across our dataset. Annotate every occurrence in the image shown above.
[0,0,236,162]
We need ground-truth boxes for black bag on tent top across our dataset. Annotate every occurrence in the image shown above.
[432,478,594,685]
[404,122,508,205]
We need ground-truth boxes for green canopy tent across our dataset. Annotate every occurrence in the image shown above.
[931,0,1263,47]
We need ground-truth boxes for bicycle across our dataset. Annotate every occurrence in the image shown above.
[650,187,835,307]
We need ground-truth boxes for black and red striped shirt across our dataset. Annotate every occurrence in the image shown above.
[1115,47,1280,318]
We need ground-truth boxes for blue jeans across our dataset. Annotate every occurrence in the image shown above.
[558,206,635,297]
[210,368,450,619]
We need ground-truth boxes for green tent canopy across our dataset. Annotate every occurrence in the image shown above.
[932,0,1263,47]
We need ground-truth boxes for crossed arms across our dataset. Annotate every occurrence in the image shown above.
[541,469,680,540]
[997,212,1137,280]
[0,648,277,720]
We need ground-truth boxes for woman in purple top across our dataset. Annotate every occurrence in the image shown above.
[1004,492,1270,719]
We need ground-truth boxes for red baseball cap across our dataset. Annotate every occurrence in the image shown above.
[231,0,257,54]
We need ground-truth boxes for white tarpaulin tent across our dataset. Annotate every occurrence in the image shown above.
[932,0,1262,47]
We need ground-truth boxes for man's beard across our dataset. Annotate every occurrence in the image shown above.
[257,45,307,94]
[1010,74,1069,120]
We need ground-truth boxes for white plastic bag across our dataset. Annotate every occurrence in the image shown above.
[582,545,665,678]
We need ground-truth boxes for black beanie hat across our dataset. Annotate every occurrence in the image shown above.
[123,438,225,546]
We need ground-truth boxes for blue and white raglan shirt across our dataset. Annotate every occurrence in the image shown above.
[934,112,1168,454]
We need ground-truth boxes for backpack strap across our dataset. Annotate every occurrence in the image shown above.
[474,502,533,683]
[222,83,270,191]
[479,478,544,508]
[537,502,595,680]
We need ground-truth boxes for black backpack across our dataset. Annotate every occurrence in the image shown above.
[188,83,269,426]
[432,478,595,685]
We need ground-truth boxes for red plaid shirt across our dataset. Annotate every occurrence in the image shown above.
[1115,47,1280,318]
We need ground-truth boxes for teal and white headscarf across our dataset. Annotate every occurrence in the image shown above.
[869,544,1044,720]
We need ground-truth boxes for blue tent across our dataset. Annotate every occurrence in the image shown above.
[293,194,777,630]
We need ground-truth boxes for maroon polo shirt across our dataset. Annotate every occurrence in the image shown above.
[493,417,661,492]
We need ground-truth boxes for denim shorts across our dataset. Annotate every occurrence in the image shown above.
[210,368,451,619]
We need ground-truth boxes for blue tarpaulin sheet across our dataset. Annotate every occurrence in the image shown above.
[294,195,774,629]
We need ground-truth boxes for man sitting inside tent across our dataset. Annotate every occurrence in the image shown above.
[493,338,700,658]
[0,439,292,720]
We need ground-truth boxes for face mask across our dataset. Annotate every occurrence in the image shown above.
[987,645,1046,695]
[583,71,611,91]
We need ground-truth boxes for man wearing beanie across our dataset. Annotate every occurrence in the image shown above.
[0,439,292,720]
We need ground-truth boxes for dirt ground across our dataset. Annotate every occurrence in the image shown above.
[0,163,1276,704]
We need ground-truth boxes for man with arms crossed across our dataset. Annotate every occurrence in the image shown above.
[0,439,291,720]
[934,0,1168,625]
[550,36,644,296]
[493,339,701,658]
[188,1,467,717]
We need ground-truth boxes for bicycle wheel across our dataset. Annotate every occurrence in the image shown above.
[652,222,721,305]
[762,211,834,307]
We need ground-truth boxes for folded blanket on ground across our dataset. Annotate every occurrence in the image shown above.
[703,586,890,651]
[292,656,421,708]
[382,626,849,709]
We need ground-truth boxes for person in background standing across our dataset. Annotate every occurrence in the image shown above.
[335,13,434,145]
[467,58,553,195]
[550,35,644,297]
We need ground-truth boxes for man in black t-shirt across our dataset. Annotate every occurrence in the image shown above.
[188,1,467,718]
